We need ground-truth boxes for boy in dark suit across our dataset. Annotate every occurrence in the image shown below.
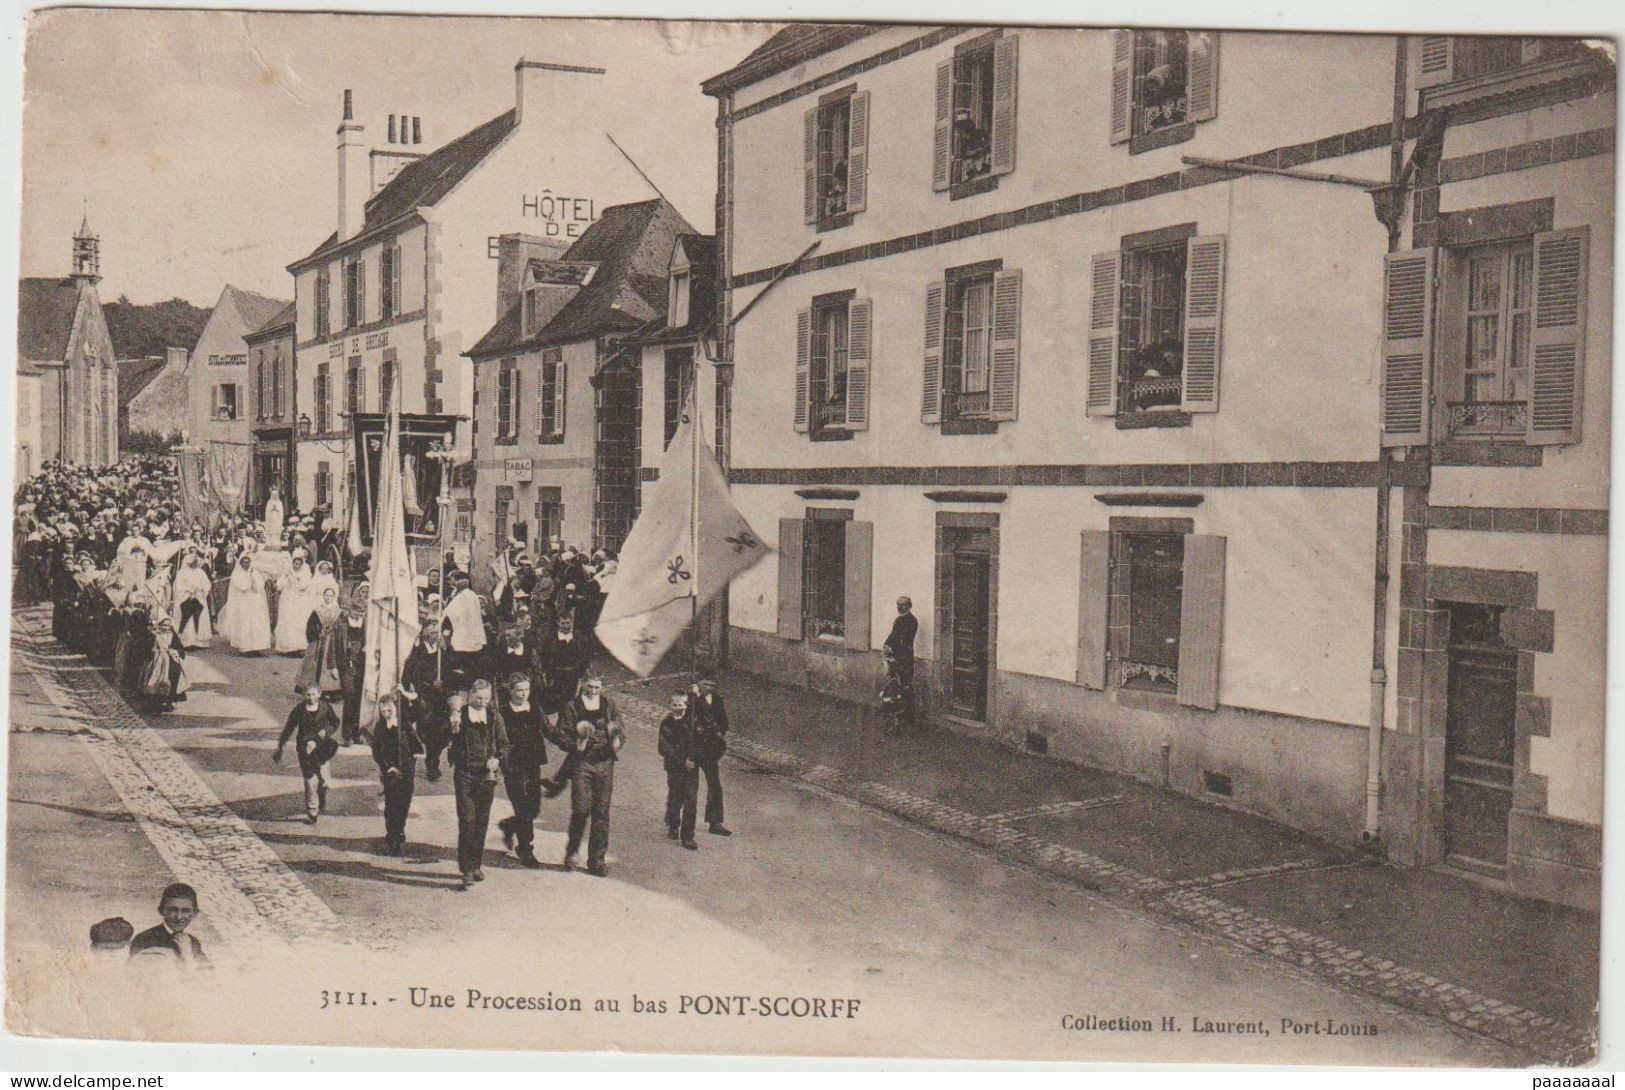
[129,883,209,968]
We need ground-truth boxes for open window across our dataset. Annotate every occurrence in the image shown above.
[933,35,1018,194]
[1087,233,1225,422]
[795,295,871,437]
[805,88,869,228]
[537,347,567,442]
[922,267,1022,429]
[1110,30,1218,148]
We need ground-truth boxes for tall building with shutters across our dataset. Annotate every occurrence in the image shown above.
[703,25,1612,908]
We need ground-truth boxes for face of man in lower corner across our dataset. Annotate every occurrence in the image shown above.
[160,895,198,935]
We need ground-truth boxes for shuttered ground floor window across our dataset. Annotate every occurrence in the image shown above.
[804,517,847,639]
[535,487,563,548]
[777,512,874,651]
[1121,532,1183,691]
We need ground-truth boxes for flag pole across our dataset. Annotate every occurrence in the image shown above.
[689,380,700,688]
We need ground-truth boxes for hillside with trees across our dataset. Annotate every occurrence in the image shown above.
[104,295,211,359]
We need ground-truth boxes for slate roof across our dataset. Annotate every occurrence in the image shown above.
[625,233,717,347]
[227,286,292,334]
[703,24,879,95]
[246,300,297,341]
[17,277,84,362]
[117,355,169,406]
[466,198,695,359]
[294,109,518,268]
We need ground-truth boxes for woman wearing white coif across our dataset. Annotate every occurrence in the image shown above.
[309,559,340,603]
[171,553,214,649]
[273,553,316,655]
[222,554,272,654]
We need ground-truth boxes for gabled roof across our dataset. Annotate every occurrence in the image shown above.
[625,232,718,348]
[294,109,518,269]
[226,286,292,334]
[467,198,695,359]
[702,24,880,96]
[17,277,84,362]
[117,354,169,406]
[246,300,297,341]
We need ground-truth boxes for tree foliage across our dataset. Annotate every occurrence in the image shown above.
[104,296,211,359]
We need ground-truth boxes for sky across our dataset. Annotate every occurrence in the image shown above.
[18,10,777,306]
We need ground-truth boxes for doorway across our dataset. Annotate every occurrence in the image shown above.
[1443,602,1516,876]
[949,546,991,720]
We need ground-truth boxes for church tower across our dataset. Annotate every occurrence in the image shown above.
[71,213,99,283]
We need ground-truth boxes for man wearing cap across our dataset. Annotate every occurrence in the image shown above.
[691,677,733,836]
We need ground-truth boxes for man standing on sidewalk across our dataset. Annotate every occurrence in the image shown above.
[275,685,340,825]
[692,677,731,837]
[884,596,919,728]
[450,679,508,889]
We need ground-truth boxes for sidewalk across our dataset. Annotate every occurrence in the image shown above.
[608,663,1598,1063]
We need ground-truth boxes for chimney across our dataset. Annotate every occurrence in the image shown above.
[387,114,397,143]
[413,116,422,145]
[514,58,607,127]
[496,233,563,322]
[336,89,367,241]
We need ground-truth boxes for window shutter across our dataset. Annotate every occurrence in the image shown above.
[1076,530,1110,689]
[932,59,953,192]
[846,298,872,430]
[1087,251,1120,417]
[1187,32,1219,122]
[1416,36,1454,89]
[553,357,567,438]
[843,520,874,651]
[922,281,945,423]
[794,307,812,433]
[510,362,521,432]
[1528,226,1588,446]
[1176,534,1225,710]
[1380,248,1435,447]
[1181,234,1226,413]
[392,245,403,314]
[777,518,805,640]
[990,35,1019,177]
[535,366,546,437]
[803,107,819,225]
[989,269,1022,421]
[356,259,366,326]
[379,247,391,317]
[1109,29,1133,145]
[846,90,870,214]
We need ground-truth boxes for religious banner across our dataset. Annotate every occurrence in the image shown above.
[204,439,253,518]
[358,407,421,731]
[173,448,212,527]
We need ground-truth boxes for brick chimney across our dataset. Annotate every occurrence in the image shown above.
[514,58,607,127]
[336,89,367,241]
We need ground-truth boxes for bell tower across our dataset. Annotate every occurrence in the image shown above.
[71,213,100,283]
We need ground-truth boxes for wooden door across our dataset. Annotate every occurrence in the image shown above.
[950,549,990,720]
[1444,643,1517,874]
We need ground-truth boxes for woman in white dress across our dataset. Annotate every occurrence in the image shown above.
[221,554,272,654]
[273,553,316,655]
[171,552,213,649]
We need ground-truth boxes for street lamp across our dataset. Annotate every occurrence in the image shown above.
[298,413,312,437]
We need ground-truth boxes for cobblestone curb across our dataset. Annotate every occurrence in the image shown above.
[610,686,1593,1063]
[14,611,350,966]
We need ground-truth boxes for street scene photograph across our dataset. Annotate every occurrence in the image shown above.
[3,6,1615,1067]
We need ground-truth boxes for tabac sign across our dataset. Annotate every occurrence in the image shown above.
[505,458,533,482]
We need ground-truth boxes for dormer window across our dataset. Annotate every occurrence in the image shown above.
[669,268,691,330]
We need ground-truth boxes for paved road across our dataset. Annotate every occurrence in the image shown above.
[6,608,1523,1063]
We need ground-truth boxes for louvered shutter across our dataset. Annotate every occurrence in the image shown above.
[1109,29,1134,145]
[379,247,391,317]
[1076,530,1110,689]
[844,520,874,651]
[542,363,555,438]
[1087,252,1120,417]
[803,107,819,225]
[777,518,805,640]
[794,308,811,433]
[1381,248,1435,447]
[1416,36,1454,89]
[1187,32,1219,122]
[846,91,870,214]
[932,59,953,192]
[356,259,366,327]
[1181,234,1226,413]
[391,245,403,315]
[922,281,945,423]
[540,353,556,437]
[990,36,1019,177]
[1176,534,1225,710]
[1528,227,1588,446]
[846,298,872,430]
[988,269,1022,421]
[553,357,567,438]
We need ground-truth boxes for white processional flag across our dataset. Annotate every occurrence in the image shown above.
[359,408,421,731]
[596,394,771,676]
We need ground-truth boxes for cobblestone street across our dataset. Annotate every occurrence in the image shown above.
[5,605,1575,1063]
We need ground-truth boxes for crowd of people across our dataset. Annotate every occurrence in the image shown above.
[15,457,734,895]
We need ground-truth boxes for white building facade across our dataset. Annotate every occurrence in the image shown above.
[704,26,1613,908]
